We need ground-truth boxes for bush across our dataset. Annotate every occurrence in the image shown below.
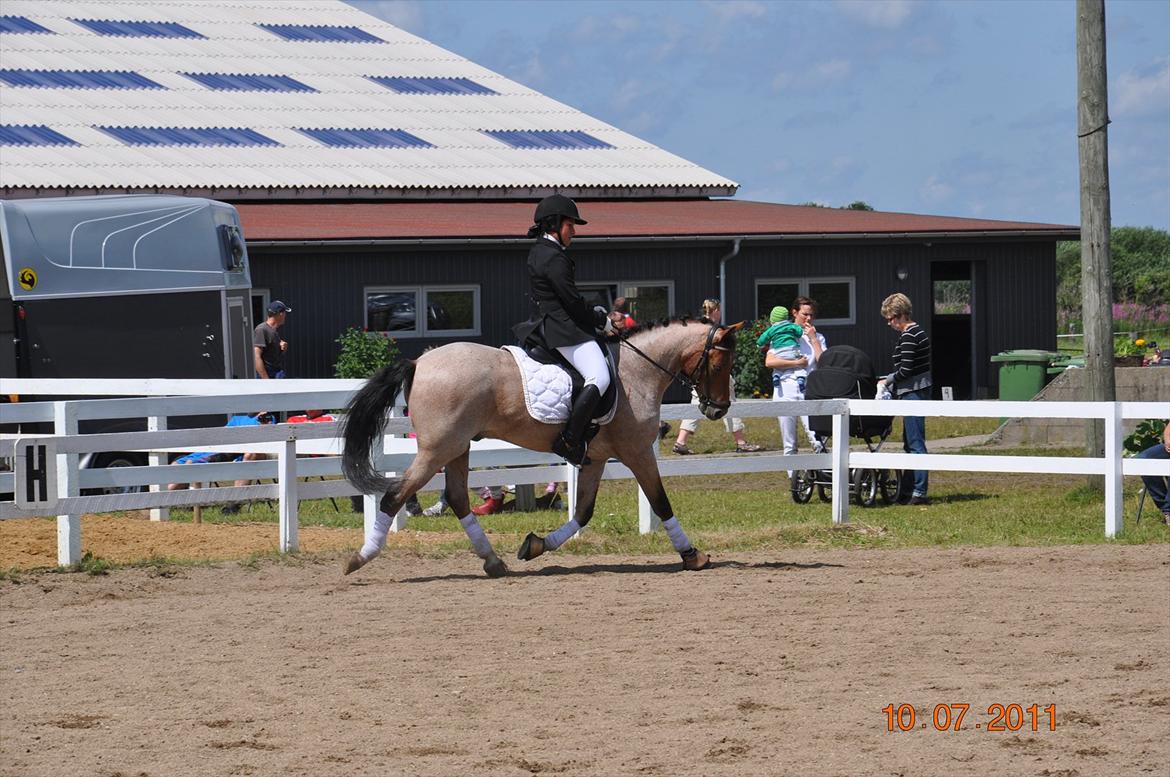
[1124,419,1166,456]
[334,327,400,379]
[732,319,772,398]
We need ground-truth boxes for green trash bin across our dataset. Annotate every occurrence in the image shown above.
[991,349,1062,401]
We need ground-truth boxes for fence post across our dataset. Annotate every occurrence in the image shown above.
[1104,402,1124,538]
[54,401,81,566]
[831,407,850,525]
[363,494,378,539]
[148,415,168,521]
[278,438,299,553]
[388,471,410,532]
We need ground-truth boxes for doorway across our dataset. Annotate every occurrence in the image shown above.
[227,295,254,379]
[930,262,975,400]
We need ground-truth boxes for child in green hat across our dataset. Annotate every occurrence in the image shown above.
[756,305,805,360]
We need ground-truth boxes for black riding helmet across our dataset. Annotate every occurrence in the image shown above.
[533,194,587,226]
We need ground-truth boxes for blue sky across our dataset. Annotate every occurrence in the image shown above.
[351,0,1170,230]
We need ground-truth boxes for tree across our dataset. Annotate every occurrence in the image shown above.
[1056,226,1170,311]
[796,200,875,210]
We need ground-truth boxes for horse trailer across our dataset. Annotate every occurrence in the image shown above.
[1,194,255,488]
[1,194,254,382]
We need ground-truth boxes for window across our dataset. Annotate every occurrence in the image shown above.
[369,76,497,95]
[96,125,280,147]
[578,281,674,323]
[182,72,315,92]
[295,127,432,149]
[258,24,384,43]
[621,282,673,322]
[481,129,614,150]
[365,286,480,338]
[756,277,855,325]
[0,69,164,89]
[71,18,203,39]
[0,16,53,34]
[0,124,78,146]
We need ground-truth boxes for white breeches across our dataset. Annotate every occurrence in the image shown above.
[774,379,814,455]
[556,340,610,394]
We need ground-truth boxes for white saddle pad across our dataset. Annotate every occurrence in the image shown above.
[503,345,618,426]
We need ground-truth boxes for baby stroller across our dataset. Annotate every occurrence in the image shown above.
[790,345,901,507]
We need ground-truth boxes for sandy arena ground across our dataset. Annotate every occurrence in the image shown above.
[1,517,1168,777]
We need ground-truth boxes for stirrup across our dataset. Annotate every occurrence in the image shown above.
[553,435,590,466]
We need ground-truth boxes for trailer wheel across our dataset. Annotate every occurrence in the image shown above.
[84,452,148,495]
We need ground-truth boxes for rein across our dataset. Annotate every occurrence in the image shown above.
[618,322,733,414]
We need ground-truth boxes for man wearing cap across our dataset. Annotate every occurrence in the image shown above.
[254,300,291,379]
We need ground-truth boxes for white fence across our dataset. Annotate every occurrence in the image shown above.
[1,379,1166,567]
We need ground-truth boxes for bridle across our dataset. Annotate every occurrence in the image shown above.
[618,322,734,415]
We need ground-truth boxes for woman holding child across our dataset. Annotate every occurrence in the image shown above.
[764,297,827,460]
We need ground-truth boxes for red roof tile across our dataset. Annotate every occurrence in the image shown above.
[236,199,1078,241]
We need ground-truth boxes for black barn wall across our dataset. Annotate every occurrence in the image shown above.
[249,238,1055,399]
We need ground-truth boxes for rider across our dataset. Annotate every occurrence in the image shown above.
[514,194,609,466]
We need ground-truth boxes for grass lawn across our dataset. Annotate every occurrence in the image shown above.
[161,418,1168,557]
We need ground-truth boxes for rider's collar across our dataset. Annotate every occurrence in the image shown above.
[542,232,563,248]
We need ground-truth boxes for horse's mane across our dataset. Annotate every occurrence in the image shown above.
[621,314,712,340]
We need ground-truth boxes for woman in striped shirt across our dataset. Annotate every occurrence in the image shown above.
[878,293,932,505]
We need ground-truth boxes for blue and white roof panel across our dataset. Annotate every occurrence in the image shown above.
[0,0,736,198]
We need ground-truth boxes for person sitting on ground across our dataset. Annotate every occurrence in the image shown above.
[168,412,273,506]
[757,305,805,361]
[286,408,335,424]
[1137,420,1170,525]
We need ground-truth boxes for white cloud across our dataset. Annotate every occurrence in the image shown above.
[573,14,641,43]
[834,0,915,29]
[1113,57,1170,118]
[815,59,852,80]
[347,0,424,33]
[919,175,954,205]
[772,71,793,92]
[611,78,650,113]
[702,0,767,21]
[772,58,852,94]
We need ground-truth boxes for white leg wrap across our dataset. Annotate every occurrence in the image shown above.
[459,513,494,559]
[360,510,394,560]
[662,517,691,553]
[543,518,581,551]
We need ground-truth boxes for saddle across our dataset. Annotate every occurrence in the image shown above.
[509,321,620,430]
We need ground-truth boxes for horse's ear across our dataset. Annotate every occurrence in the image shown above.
[722,321,746,334]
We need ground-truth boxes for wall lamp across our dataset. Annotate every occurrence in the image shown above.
[895,266,909,281]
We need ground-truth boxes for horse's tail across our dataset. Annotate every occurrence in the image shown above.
[341,359,417,495]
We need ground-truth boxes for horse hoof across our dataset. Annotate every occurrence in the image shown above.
[681,547,710,571]
[483,554,508,578]
[517,532,546,561]
[343,552,369,576]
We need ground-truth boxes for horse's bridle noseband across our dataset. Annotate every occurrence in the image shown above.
[619,322,733,415]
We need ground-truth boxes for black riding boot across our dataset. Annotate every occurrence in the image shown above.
[552,385,602,466]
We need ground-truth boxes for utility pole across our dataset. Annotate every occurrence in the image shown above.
[1076,0,1114,485]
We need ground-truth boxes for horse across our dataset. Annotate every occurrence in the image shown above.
[340,317,743,577]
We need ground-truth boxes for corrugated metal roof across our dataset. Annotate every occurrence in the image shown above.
[236,199,1080,241]
[0,0,736,198]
